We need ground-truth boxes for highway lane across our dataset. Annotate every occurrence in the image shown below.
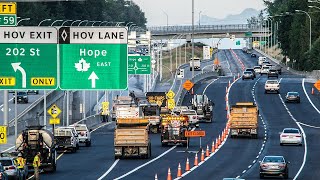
[279,78,320,179]
[40,58,216,180]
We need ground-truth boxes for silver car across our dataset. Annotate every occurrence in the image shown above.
[0,157,23,180]
[259,156,289,179]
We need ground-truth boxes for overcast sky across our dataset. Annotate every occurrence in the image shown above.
[132,0,265,26]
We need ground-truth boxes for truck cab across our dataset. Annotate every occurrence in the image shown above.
[72,124,92,147]
[191,94,214,123]
[139,100,161,133]
[189,57,201,71]
[180,110,199,127]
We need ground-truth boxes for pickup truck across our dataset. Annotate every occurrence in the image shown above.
[265,80,280,94]
[54,128,78,153]
[72,124,91,147]
[180,110,199,127]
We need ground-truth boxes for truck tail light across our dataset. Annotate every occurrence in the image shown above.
[192,116,196,119]
[261,163,268,168]
[282,135,288,137]
[296,135,301,137]
[8,166,15,170]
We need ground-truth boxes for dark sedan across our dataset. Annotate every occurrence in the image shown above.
[260,156,289,179]
[285,92,300,103]
[251,53,257,58]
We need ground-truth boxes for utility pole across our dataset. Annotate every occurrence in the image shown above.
[191,0,195,78]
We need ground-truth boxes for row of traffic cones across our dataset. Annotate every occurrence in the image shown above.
[161,128,230,180]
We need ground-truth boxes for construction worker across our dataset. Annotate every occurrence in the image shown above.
[33,152,41,180]
[16,153,26,176]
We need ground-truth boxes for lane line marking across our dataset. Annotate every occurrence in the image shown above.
[302,78,320,114]
[97,159,120,180]
[114,146,177,180]
[278,94,307,180]
[298,122,320,129]
[203,78,218,94]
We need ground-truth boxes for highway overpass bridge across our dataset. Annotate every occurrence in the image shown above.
[147,24,270,39]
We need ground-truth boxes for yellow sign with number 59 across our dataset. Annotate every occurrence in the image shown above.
[0,126,7,144]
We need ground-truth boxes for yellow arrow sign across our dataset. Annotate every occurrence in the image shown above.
[166,90,175,99]
[47,104,61,118]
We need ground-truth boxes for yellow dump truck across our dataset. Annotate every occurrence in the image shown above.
[114,118,151,159]
[230,102,258,138]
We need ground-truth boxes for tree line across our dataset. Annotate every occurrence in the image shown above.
[264,0,320,71]
[17,0,147,28]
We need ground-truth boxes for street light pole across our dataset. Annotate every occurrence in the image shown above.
[78,20,88,26]
[50,19,63,26]
[17,18,30,26]
[61,20,73,27]
[71,20,81,26]
[295,10,312,50]
[191,0,195,78]
[199,11,202,26]
[129,23,136,31]
[162,11,169,32]
[38,18,51,26]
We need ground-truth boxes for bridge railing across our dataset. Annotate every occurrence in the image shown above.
[148,24,262,34]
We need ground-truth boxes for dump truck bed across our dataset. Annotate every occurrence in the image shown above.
[114,127,148,146]
[230,103,258,129]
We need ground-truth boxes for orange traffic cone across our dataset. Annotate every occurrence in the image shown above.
[191,88,194,95]
[312,88,314,95]
[227,112,229,119]
[211,141,215,153]
[167,168,172,180]
[228,80,231,87]
[233,76,236,82]
[225,95,228,102]
[226,103,228,111]
[221,131,225,142]
[226,86,228,93]
[201,149,205,162]
[238,73,240,79]
[206,145,210,157]
[215,138,219,149]
[194,153,198,166]
[177,163,182,177]
[185,158,190,171]
[155,174,158,180]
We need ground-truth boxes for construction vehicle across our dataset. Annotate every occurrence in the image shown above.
[160,115,190,146]
[114,118,151,159]
[138,99,162,133]
[15,126,56,172]
[111,96,135,121]
[191,94,214,123]
[190,57,201,71]
[146,92,169,115]
[229,102,258,138]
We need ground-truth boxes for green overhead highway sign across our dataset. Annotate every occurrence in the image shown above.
[128,56,151,74]
[0,27,58,90]
[245,31,252,37]
[59,27,128,90]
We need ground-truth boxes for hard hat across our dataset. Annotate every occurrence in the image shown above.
[18,153,22,157]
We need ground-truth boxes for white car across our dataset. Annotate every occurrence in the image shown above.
[280,128,302,146]
[258,57,267,65]
[254,66,261,73]
[260,65,270,74]
[72,124,92,147]
[265,80,280,94]
[180,110,199,127]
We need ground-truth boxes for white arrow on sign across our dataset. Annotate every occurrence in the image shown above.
[1,108,11,112]
[88,71,99,88]
[11,63,26,88]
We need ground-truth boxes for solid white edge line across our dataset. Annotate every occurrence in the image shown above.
[203,78,218,94]
[97,159,120,180]
[278,94,307,180]
[302,78,320,114]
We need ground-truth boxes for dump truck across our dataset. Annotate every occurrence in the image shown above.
[138,99,162,133]
[191,94,214,123]
[190,57,201,71]
[160,115,190,146]
[229,102,258,138]
[114,118,151,159]
[15,126,56,172]
[111,96,135,121]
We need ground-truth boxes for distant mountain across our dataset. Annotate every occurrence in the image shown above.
[200,8,260,25]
